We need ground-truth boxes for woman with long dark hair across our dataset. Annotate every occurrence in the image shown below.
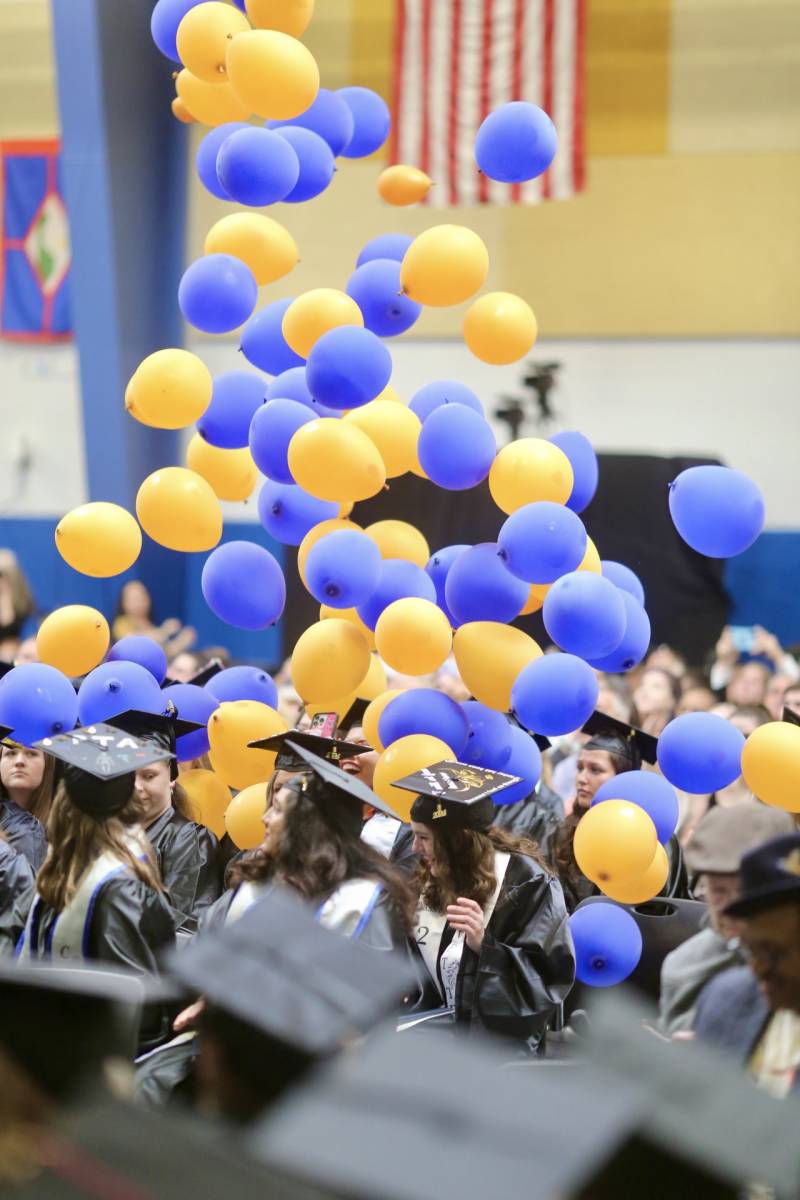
[0,740,52,871]
[406,767,574,1052]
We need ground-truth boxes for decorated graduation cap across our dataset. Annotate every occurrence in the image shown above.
[283,741,401,835]
[581,710,658,769]
[394,761,523,831]
[34,722,172,816]
[249,712,369,772]
[107,705,205,779]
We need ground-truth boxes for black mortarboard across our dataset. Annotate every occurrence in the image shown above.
[249,711,370,770]
[107,707,204,755]
[581,710,658,767]
[161,657,225,690]
[0,721,15,745]
[34,723,172,816]
[338,696,370,734]
[507,710,552,753]
[782,704,800,727]
[394,761,521,830]
[283,741,402,831]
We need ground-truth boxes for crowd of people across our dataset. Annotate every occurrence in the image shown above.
[0,550,799,1190]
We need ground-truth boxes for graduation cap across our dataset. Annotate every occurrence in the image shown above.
[249,713,370,772]
[581,711,658,768]
[782,704,800,727]
[281,741,402,833]
[338,696,370,735]
[107,706,205,780]
[0,721,15,746]
[507,710,552,753]
[161,657,225,690]
[393,761,522,830]
[34,723,172,816]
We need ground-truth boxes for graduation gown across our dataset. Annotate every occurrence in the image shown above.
[0,837,34,920]
[409,852,575,1052]
[146,807,221,921]
[0,798,47,871]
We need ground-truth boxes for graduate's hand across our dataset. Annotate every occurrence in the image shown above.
[446,897,485,953]
[174,997,205,1032]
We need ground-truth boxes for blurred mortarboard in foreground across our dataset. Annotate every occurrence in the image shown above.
[394,761,522,830]
[249,713,369,772]
[282,741,402,830]
[34,724,171,816]
[581,711,658,767]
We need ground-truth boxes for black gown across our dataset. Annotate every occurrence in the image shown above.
[145,808,221,921]
[0,798,47,871]
[408,852,575,1052]
[0,837,34,915]
[492,786,563,857]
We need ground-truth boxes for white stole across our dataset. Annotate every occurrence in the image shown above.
[224,876,383,939]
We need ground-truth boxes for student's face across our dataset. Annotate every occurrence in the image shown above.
[633,669,674,716]
[262,784,290,855]
[339,725,379,789]
[134,760,173,825]
[739,904,800,1014]
[168,653,200,683]
[727,663,768,707]
[122,581,151,619]
[0,744,45,794]
[411,821,438,875]
[574,750,617,811]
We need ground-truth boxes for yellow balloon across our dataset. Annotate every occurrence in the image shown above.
[36,606,109,677]
[520,584,547,616]
[304,692,358,723]
[489,438,574,515]
[574,800,659,888]
[171,97,196,124]
[362,689,405,751]
[741,722,800,812]
[245,0,314,36]
[373,734,454,822]
[599,844,669,904]
[204,213,299,287]
[319,604,376,652]
[364,519,429,568]
[375,598,452,676]
[358,654,388,701]
[580,537,602,574]
[453,622,542,712]
[288,420,386,503]
[463,292,538,365]
[176,1,250,83]
[186,434,258,502]
[377,164,432,206]
[125,348,212,430]
[136,467,223,553]
[400,225,489,308]
[282,289,363,359]
[291,619,371,704]
[298,518,361,587]
[226,29,319,120]
[179,768,231,837]
[376,384,404,404]
[175,69,251,125]
[55,502,142,578]
[225,782,269,850]
[208,700,287,791]
[344,402,422,479]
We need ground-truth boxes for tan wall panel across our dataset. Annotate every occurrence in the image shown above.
[0,0,58,138]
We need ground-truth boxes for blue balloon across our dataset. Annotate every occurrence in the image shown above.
[264,366,338,418]
[271,88,354,156]
[197,371,267,449]
[543,572,627,661]
[305,530,382,608]
[337,87,391,158]
[345,259,421,338]
[78,661,165,727]
[216,127,300,207]
[161,682,217,761]
[150,0,202,60]
[425,544,469,625]
[409,380,483,423]
[592,771,679,846]
[445,543,529,626]
[274,127,335,203]
[418,406,496,492]
[357,559,436,630]
[207,665,278,710]
[549,431,599,514]
[475,101,557,183]
[241,299,305,375]
[195,121,249,199]
[356,233,413,268]
[461,701,513,770]
[107,636,167,684]
[201,541,286,630]
[669,465,765,558]
[586,591,651,674]
[379,689,470,757]
[306,326,392,411]
[248,398,314,483]
[493,725,542,806]
[511,652,599,737]
[0,664,78,745]
[498,501,587,584]
[179,255,258,335]
[230,0,245,8]
[570,901,642,987]
[601,560,645,607]
[657,712,745,795]
[257,480,337,546]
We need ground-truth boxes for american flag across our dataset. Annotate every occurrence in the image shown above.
[390,0,586,206]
